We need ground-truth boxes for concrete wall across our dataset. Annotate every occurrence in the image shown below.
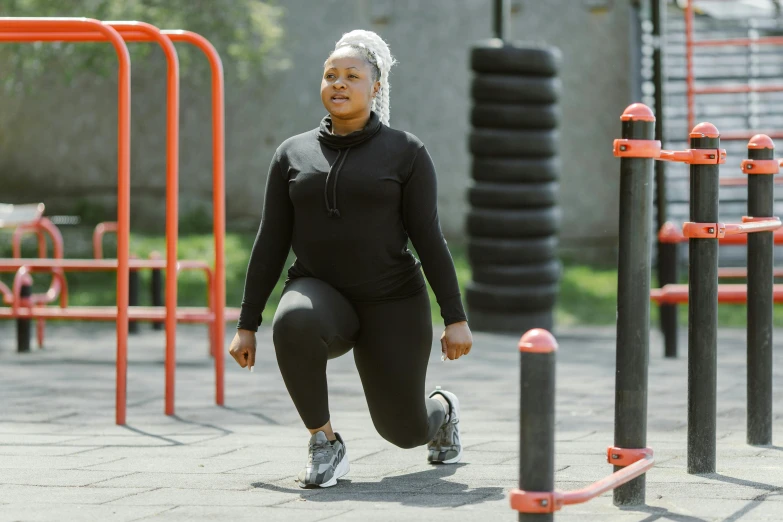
[0,0,637,262]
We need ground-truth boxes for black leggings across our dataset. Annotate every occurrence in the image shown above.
[272,277,446,448]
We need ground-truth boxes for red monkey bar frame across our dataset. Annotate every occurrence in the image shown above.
[43,28,229,406]
[2,22,230,420]
[0,17,132,425]
[7,20,181,420]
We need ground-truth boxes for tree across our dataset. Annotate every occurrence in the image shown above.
[0,0,285,92]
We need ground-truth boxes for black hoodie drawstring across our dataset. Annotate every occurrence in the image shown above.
[324,148,350,218]
[317,111,383,219]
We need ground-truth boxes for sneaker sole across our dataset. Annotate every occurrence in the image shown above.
[428,389,462,465]
[318,454,350,488]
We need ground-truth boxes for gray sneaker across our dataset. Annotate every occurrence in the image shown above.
[297,431,349,488]
[427,387,462,464]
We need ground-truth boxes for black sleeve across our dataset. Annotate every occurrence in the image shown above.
[402,145,468,326]
[237,152,293,331]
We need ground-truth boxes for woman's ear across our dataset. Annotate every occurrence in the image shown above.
[373,80,381,97]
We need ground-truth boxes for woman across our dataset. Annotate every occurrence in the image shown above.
[229,29,473,489]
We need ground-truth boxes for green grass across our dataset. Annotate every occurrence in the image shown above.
[3,230,781,329]
[556,262,783,328]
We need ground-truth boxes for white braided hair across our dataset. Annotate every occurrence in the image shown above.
[331,30,397,126]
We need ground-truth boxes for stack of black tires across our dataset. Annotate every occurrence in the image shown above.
[466,40,562,333]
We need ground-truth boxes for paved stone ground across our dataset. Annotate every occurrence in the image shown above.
[0,320,781,521]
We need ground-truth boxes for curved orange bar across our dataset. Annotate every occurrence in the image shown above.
[92,221,118,259]
[12,218,66,308]
[10,28,227,408]
[562,454,655,506]
[164,30,227,407]
[510,454,655,513]
[0,280,11,304]
[4,25,227,408]
[10,20,181,418]
[0,17,132,426]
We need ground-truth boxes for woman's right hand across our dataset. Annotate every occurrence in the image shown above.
[229,329,257,371]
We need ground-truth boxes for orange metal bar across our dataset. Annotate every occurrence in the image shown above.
[720,130,783,142]
[694,85,783,95]
[12,29,227,407]
[93,221,118,259]
[658,222,783,245]
[719,267,783,279]
[165,30,227,408]
[651,284,783,304]
[11,218,66,309]
[9,21,182,417]
[693,36,783,47]
[510,453,655,513]
[104,22,178,418]
[658,148,726,165]
[0,305,240,322]
[0,258,210,272]
[682,219,781,239]
[612,139,662,159]
[725,218,782,235]
[0,17,132,426]
[563,454,655,506]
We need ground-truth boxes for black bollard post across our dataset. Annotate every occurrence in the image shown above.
[652,0,678,359]
[687,123,721,474]
[492,0,511,40]
[613,104,654,505]
[659,240,679,358]
[511,328,557,521]
[151,252,163,331]
[129,267,139,334]
[16,282,32,353]
[745,135,776,446]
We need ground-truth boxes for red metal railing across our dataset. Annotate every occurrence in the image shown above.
[684,2,783,140]
[0,17,133,426]
[0,18,231,423]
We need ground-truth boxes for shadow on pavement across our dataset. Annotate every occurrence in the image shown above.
[618,506,711,522]
[252,463,505,508]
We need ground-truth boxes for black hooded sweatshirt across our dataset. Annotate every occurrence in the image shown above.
[237,111,467,331]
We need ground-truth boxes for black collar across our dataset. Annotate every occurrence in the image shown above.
[317,111,383,150]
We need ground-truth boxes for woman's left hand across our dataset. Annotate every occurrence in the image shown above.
[441,321,473,361]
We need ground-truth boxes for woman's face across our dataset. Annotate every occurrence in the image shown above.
[321,49,380,121]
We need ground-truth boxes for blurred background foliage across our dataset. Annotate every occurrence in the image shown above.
[0,0,286,92]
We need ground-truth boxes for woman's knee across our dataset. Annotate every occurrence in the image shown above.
[369,405,431,449]
[272,307,323,347]
[376,423,429,449]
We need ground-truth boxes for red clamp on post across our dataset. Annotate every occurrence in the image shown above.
[509,489,564,514]
[613,139,662,158]
[683,222,726,239]
[607,447,654,467]
[659,149,726,165]
[741,159,780,175]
